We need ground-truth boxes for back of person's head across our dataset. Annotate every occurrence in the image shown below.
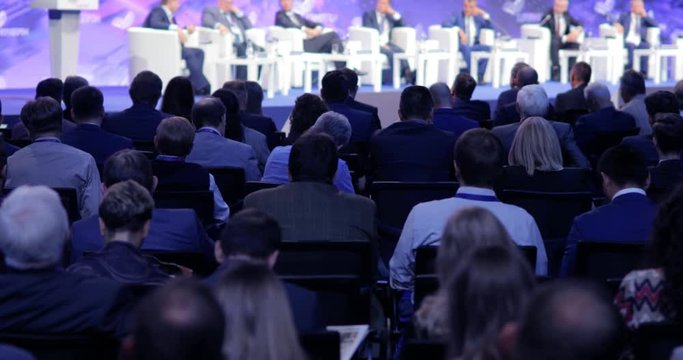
[192,97,226,129]
[675,79,683,110]
[584,82,613,111]
[340,68,359,98]
[245,81,264,114]
[103,149,155,191]
[289,133,338,183]
[320,70,350,103]
[215,263,305,360]
[429,82,453,109]
[70,86,105,123]
[211,89,243,141]
[598,144,649,191]
[155,117,195,156]
[452,73,477,101]
[161,76,195,120]
[454,129,504,187]
[512,280,625,360]
[510,62,530,87]
[20,97,63,137]
[63,75,89,109]
[652,114,683,156]
[219,208,281,264]
[309,111,352,148]
[131,279,225,360]
[644,90,679,120]
[619,69,646,102]
[223,80,248,111]
[517,84,549,119]
[130,71,163,107]
[571,62,592,84]
[399,85,434,121]
[448,245,535,360]
[509,116,563,176]
[35,78,64,103]
[0,186,68,270]
[516,66,539,87]
[289,93,328,142]
[99,180,154,245]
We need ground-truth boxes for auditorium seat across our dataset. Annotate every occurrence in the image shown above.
[153,190,214,225]
[132,140,156,153]
[0,333,120,360]
[586,128,640,168]
[207,167,245,208]
[144,251,217,277]
[632,322,683,360]
[299,331,341,360]
[400,339,446,360]
[244,181,280,197]
[574,241,646,285]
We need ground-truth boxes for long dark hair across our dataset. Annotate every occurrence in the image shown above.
[287,94,327,144]
[211,89,245,142]
[645,184,683,321]
[161,76,194,120]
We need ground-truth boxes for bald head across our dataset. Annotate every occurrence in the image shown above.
[429,82,453,109]
[584,83,613,112]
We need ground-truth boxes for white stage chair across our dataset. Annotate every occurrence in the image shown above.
[391,27,417,70]
[471,28,495,83]
[348,26,387,89]
[596,24,626,84]
[267,26,307,88]
[428,25,460,84]
[128,27,187,89]
[518,24,551,83]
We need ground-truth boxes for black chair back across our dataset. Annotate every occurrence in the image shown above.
[632,322,683,360]
[6,139,31,148]
[400,340,446,360]
[132,140,156,153]
[299,331,341,360]
[574,241,646,281]
[0,333,120,360]
[208,167,245,207]
[143,251,218,277]
[3,187,80,224]
[587,128,640,167]
[244,181,279,197]
[153,190,214,225]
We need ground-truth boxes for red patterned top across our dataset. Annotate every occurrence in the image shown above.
[614,268,669,329]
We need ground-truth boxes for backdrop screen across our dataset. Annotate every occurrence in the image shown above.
[0,0,682,88]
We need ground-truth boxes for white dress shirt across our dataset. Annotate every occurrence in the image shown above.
[376,11,401,45]
[626,13,642,46]
[162,5,178,30]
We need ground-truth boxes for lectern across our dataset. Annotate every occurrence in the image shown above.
[31,0,99,79]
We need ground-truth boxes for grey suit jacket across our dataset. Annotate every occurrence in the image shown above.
[187,130,261,181]
[620,94,651,136]
[492,119,590,169]
[243,126,270,172]
[201,6,252,41]
[243,182,376,242]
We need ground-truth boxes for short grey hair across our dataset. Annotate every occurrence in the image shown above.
[0,186,68,269]
[517,85,549,119]
[310,111,352,147]
[584,82,611,105]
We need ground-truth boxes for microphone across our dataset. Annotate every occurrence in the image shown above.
[539,14,552,26]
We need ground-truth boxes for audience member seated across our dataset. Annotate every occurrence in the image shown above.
[279,93,328,146]
[161,76,195,120]
[622,90,681,166]
[321,70,377,144]
[245,133,376,242]
[12,78,76,140]
[246,81,266,115]
[5,97,101,218]
[186,98,261,181]
[574,82,637,155]
[61,86,134,166]
[390,128,547,294]
[560,145,657,276]
[152,117,229,222]
[648,114,683,197]
[554,61,591,122]
[676,79,683,116]
[211,89,270,170]
[340,68,382,129]
[124,279,224,360]
[215,263,307,360]
[510,280,626,360]
[0,186,129,336]
[70,150,214,262]
[103,71,170,141]
[67,180,172,284]
[492,84,589,168]
[62,75,89,121]
[204,208,321,331]
[615,185,683,329]
[370,85,456,181]
[223,81,278,148]
[493,62,529,121]
[446,246,534,359]
[492,65,543,126]
[275,0,343,55]
[414,207,519,340]
[429,82,478,138]
[450,73,491,122]
[618,69,650,136]
[501,116,593,192]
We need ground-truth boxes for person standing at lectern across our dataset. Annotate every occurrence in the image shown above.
[275,0,343,55]
[202,0,252,80]
[144,0,211,95]
[540,0,583,82]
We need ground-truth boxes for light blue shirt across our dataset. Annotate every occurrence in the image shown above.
[261,145,355,194]
[389,186,548,291]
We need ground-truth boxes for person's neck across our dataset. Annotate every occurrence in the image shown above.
[33,132,61,139]
[106,236,142,248]
[224,254,267,265]
[403,118,429,123]
[571,81,585,89]
[459,181,494,191]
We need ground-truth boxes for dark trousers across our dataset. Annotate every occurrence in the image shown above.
[234,42,248,80]
[303,31,342,53]
[626,41,650,74]
[550,38,580,81]
[182,47,210,93]
[380,43,409,83]
[460,44,491,81]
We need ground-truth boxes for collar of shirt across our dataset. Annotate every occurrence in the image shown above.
[197,127,222,136]
[454,186,499,202]
[161,5,173,21]
[33,136,61,143]
[156,155,186,162]
[613,187,646,200]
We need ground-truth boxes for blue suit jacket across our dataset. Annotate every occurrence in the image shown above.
[102,104,170,141]
[61,124,133,165]
[187,130,261,181]
[574,107,636,153]
[560,193,657,276]
[618,13,658,43]
[452,98,491,123]
[432,108,479,139]
[240,112,279,149]
[143,6,173,29]
[70,208,214,263]
[326,102,379,143]
[347,97,382,131]
[442,12,492,45]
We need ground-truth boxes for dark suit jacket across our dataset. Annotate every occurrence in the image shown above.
[574,106,637,153]
[649,159,683,192]
[240,112,278,148]
[326,101,379,143]
[244,181,376,242]
[0,269,130,336]
[554,84,588,116]
[61,124,133,165]
[275,10,320,29]
[492,120,590,168]
[143,6,173,29]
[102,104,169,141]
[493,88,519,123]
[370,120,455,182]
[432,108,479,140]
[70,208,214,263]
[347,97,382,131]
[618,12,657,43]
[621,135,659,166]
[442,12,492,44]
[12,119,76,141]
[497,166,594,192]
[362,10,404,42]
[152,159,210,191]
[201,6,252,40]
[452,98,491,123]
[560,192,656,276]
[541,10,581,38]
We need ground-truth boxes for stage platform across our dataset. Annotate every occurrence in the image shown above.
[0,81,678,130]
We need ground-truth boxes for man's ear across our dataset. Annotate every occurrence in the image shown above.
[214,241,225,264]
[453,160,460,178]
[267,250,279,270]
[98,217,107,237]
[644,172,651,190]
[497,322,519,359]
[151,176,159,193]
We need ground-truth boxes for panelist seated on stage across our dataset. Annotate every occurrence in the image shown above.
[362,0,412,84]
[143,0,210,95]
[202,0,252,80]
[614,0,658,73]
[442,0,493,81]
[275,0,342,54]
[540,0,583,81]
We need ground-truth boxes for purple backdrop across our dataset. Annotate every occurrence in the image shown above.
[0,0,681,89]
